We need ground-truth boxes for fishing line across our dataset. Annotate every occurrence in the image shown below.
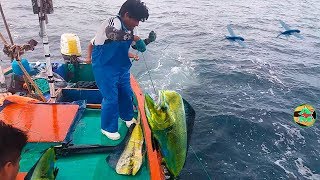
[190,145,212,180]
[161,44,170,51]
[141,52,157,96]
[134,27,157,95]
[138,42,171,96]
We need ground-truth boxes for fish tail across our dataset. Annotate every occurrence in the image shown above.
[54,168,59,179]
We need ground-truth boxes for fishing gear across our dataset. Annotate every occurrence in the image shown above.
[141,52,157,96]
[54,124,135,157]
[138,43,171,97]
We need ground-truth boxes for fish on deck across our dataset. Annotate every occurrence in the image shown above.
[115,124,144,176]
[24,147,58,180]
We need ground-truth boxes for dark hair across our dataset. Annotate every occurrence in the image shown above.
[119,0,149,22]
[0,121,28,168]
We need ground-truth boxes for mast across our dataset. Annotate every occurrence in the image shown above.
[33,0,55,101]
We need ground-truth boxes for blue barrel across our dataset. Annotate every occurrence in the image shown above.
[12,58,31,76]
[52,63,67,80]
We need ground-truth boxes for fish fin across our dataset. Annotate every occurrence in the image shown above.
[280,20,291,31]
[24,157,39,180]
[144,94,155,122]
[151,133,160,151]
[227,24,236,36]
[141,144,147,165]
[106,124,136,169]
[25,147,57,180]
[236,40,246,48]
[53,167,59,179]
[182,98,195,154]
[292,32,303,39]
[106,148,123,169]
[24,147,52,180]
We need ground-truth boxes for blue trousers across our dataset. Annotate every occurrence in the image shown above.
[95,70,134,133]
[92,40,134,133]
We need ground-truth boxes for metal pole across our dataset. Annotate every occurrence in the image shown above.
[38,0,55,101]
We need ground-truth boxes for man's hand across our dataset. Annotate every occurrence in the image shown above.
[132,54,139,61]
[129,52,139,61]
[85,57,92,64]
[148,31,156,42]
[133,35,141,42]
[135,39,146,52]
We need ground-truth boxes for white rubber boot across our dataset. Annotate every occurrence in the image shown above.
[125,118,137,128]
[101,129,120,140]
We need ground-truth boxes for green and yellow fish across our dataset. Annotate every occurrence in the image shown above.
[145,90,187,177]
[116,124,144,175]
[24,147,58,180]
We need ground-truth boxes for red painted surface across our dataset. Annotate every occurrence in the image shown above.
[0,103,79,142]
[16,172,27,180]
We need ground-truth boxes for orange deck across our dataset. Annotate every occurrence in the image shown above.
[0,103,79,142]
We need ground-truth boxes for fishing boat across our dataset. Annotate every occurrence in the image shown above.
[1,63,164,180]
[0,1,167,179]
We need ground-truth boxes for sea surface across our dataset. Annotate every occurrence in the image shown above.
[1,0,320,179]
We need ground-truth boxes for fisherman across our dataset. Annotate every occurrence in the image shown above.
[0,121,28,180]
[86,0,156,140]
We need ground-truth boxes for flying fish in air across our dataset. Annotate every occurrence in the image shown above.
[225,25,246,47]
[277,20,303,39]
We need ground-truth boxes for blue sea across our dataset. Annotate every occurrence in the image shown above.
[1,0,320,179]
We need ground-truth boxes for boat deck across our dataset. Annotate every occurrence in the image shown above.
[19,109,150,180]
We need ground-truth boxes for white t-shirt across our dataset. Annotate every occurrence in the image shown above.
[91,17,136,46]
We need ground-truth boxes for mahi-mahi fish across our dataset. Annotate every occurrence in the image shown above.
[24,147,59,180]
[115,124,144,175]
[144,90,187,177]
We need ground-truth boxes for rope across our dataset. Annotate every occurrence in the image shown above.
[15,56,46,102]
[0,32,8,44]
[0,2,14,45]
[141,52,157,96]
[189,145,212,180]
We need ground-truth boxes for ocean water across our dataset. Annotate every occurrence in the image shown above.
[1,0,320,179]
